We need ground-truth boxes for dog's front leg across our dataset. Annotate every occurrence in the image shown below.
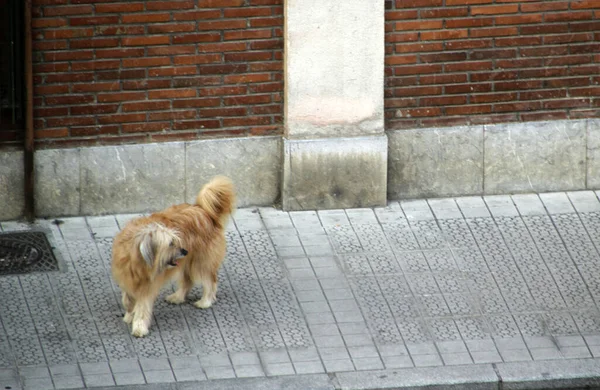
[122,293,135,324]
[131,299,153,337]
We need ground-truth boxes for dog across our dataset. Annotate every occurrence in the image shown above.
[111,176,235,337]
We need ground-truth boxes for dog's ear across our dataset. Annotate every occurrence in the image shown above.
[139,231,154,266]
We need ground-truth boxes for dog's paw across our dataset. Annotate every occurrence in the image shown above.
[131,326,149,338]
[123,312,133,324]
[131,322,149,338]
[194,299,213,309]
[165,293,185,305]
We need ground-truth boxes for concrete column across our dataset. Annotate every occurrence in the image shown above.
[282,0,387,210]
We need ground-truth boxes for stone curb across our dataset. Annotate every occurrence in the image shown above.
[66,359,600,390]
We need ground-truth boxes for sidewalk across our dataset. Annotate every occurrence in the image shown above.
[2,192,600,390]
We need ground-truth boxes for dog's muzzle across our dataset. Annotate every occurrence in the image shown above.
[168,248,188,267]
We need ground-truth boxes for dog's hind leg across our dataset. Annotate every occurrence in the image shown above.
[194,272,217,309]
[122,292,135,324]
[166,273,193,305]
[131,299,153,338]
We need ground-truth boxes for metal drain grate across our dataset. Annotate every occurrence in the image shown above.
[0,231,59,275]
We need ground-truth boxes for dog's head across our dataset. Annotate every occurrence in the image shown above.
[136,223,188,275]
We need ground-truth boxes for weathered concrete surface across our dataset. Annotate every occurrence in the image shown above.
[80,142,186,215]
[285,0,384,138]
[186,137,280,208]
[0,149,24,220]
[282,135,387,210]
[588,119,600,189]
[484,120,587,194]
[34,148,80,217]
[388,126,483,199]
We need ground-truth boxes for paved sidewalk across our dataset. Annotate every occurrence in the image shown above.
[3,192,600,389]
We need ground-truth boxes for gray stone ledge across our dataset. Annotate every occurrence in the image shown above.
[282,135,388,211]
[496,359,600,389]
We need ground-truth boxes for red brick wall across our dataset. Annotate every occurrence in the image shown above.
[26,0,283,148]
[385,0,600,129]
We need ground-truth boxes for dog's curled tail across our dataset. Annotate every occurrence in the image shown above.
[195,176,235,226]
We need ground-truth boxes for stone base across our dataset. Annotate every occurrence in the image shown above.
[0,136,281,220]
[282,135,388,210]
[387,118,595,199]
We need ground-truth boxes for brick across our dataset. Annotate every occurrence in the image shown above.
[44,28,93,39]
[521,24,569,35]
[224,52,273,62]
[70,38,119,48]
[420,52,467,63]
[32,17,67,28]
[46,95,96,107]
[224,7,272,17]
[173,98,221,108]
[386,55,418,65]
[471,92,517,104]
[33,40,68,50]
[96,48,145,59]
[44,5,92,16]
[446,39,493,50]
[495,14,543,25]
[123,80,171,90]
[395,0,443,7]
[46,116,95,127]
[69,16,119,25]
[122,13,171,23]
[148,89,197,99]
[148,23,196,34]
[35,128,69,138]
[393,64,443,75]
[98,113,146,124]
[173,10,221,20]
[72,82,119,92]
[521,111,568,121]
[122,57,172,68]
[395,42,443,53]
[71,104,119,115]
[35,85,70,96]
[494,101,542,112]
[544,33,593,44]
[572,0,600,9]
[387,32,419,42]
[445,61,493,72]
[471,71,518,82]
[173,54,222,65]
[495,36,542,46]
[122,36,170,46]
[198,20,247,30]
[543,98,590,109]
[172,76,221,87]
[446,105,492,115]
[97,69,146,80]
[95,3,144,13]
[250,39,283,50]
[472,4,518,15]
[223,116,271,127]
[495,80,543,91]
[421,8,468,18]
[96,26,145,36]
[386,10,419,20]
[224,30,272,40]
[224,74,271,84]
[147,45,196,56]
[421,29,468,40]
[173,33,221,44]
[446,18,494,28]
[122,101,172,112]
[545,11,593,22]
[199,0,244,6]
[546,55,592,66]
[520,90,567,100]
[200,107,248,117]
[420,74,467,84]
[71,125,119,137]
[98,92,146,103]
[173,119,221,130]
[395,20,443,30]
[148,110,197,121]
[470,27,518,38]
[521,2,569,12]
[521,46,569,57]
[34,107,69,117]
[420,96,467,106]
[149,66,198,77]
[44,50,93,61]
[445,83,491,93]
[146,1,195,10]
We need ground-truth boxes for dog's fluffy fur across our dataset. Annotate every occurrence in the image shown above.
[111,176,235,337]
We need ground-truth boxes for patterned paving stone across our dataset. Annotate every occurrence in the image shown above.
[3,191,600,387]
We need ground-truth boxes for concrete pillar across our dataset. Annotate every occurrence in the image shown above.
[282,0,387,210]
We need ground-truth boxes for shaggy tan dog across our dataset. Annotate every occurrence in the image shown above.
[111,176,235,337]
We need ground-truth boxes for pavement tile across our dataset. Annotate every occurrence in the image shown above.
[52,375,85,389]
[6,191,600,389]
[113,371,146,386]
